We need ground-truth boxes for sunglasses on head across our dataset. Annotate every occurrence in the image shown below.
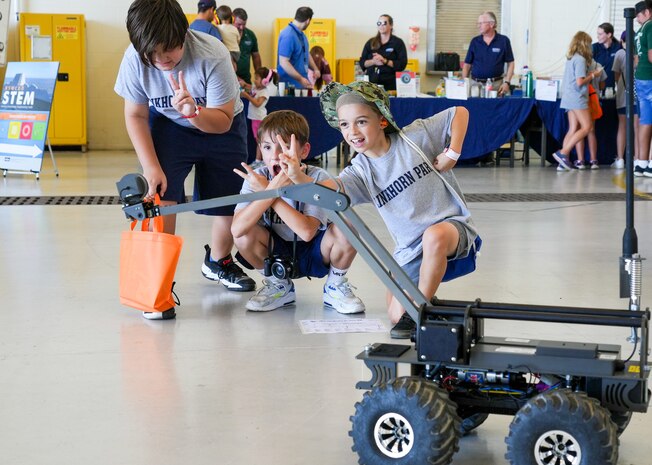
[376,21,388,26]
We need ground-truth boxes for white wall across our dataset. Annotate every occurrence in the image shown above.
[4,0,628,150]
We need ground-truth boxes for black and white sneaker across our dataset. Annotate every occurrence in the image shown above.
[390,313,416,339]
[143,308,176,320]
[634,165,646,177]
[201,245,256,292]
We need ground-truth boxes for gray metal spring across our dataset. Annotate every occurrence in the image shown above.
[629,254,642,300]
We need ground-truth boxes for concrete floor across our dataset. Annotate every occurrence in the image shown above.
[0,151,650,465]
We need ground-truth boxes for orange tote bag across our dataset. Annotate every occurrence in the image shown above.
[119,204,183,314]
[588,84,603,120]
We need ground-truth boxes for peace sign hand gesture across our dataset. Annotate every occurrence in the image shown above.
[233,162,269,192]
[277,134,304,182]
[169,71,197,117]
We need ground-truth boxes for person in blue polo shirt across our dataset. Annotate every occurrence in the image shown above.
[188,0,222,42]
[592,22,621,90]
[462,11,514,97]
[277,6,320,90]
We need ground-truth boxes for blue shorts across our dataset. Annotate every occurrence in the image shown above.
[236,228,330,279]
[149,108,248,216]
[635,79,652,124]
[270,228,329,278]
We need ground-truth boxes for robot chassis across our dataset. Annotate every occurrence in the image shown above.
[118,172,649,465]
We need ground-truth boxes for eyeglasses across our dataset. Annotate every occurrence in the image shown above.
[376,21,388,26]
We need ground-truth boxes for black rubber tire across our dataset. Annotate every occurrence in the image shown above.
[610,410,632,437]
[505,389,618,465]
[350,377,461,465]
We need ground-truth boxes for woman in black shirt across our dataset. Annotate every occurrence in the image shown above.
[359,14,408,91]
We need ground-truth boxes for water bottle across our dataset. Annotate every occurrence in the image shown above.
[485,78,493,98]
[521,66,532,98]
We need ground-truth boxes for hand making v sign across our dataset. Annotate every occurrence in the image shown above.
[169,71,197,117]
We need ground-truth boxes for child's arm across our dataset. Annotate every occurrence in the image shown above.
[124,100,167,198]
[232,163,322,241]
[231,164,285,238]
[434,106,469,173]
[269,201,322,242]
[241,91,267,108]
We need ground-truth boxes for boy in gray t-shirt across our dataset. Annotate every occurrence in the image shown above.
[114,0,255,320]
[281,82,479,339]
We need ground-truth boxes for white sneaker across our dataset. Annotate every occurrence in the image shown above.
[245,278,295,312]
[611,158,625,169]
[323,278,366,314]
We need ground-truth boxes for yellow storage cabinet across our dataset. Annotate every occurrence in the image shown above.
[19,13,87,148]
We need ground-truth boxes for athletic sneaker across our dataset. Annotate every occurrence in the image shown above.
[390,313,417,339]
[553,151,572,171]
[143,308,176,320]
[201,245,256,291]
[644,167,652,178]
[323,278,366,314]
[590,160,600,170]
[635,165,646,177]
[246,278,295,311]
[611,158,625,169]
[573,160,586,170]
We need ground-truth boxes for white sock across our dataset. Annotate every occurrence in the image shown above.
[635,160,648,168]
[327,266,348,284]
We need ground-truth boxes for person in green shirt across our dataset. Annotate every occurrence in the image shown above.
[634,1,652,177]
[233,8,262,89]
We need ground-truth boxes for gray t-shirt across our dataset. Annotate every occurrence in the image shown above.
[612,48,634,109]
[114,30,243,128]
[235,165,331,242]
[337,108,478,266]
[560,54,588,110]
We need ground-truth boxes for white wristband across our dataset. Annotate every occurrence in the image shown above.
[445,148,461,161]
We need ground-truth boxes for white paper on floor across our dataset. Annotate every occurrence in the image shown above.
[299,318,387,334]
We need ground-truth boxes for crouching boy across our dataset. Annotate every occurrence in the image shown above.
[231,110,365,313]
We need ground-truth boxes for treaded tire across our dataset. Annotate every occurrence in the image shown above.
[609,410,632,437]
[350,376,461,465]
[505,389,618,465]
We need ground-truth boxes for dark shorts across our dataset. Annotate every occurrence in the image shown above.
[149,108,248,216]
[617,105,639,116]
[237,228,330,279]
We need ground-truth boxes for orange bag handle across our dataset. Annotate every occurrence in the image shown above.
[129,194,165,233]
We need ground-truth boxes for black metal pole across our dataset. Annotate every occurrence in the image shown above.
[621,7,639,297]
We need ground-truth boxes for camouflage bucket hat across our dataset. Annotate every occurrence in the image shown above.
[319,81,400,133]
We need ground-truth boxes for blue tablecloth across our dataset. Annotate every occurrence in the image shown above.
[390,97,535,158]
[534,99,618,164]
[244,96,537,162]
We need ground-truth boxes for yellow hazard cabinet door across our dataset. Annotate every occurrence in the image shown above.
[19,13,87,148]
